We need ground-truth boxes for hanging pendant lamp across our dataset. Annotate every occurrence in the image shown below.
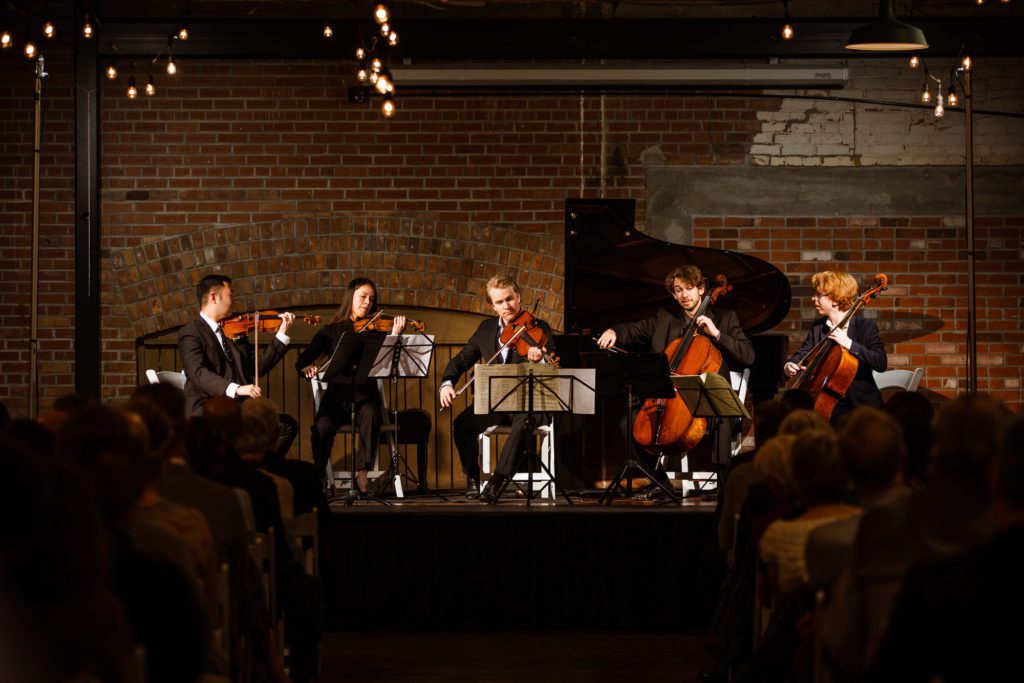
[846,0,928,51]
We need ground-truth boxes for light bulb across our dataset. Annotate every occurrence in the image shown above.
[166,58,177,75]
[106,63,118,79]
[380,23,390,36]
[375,75,390,94]
[177,26,189,41]
[781,23,794,40]
[24,41,37,58]
[357,68,368,82]
[43,21,55,39]
[127,77,138,99]
[381,97,395,118]
[909,55,920,69]
[947,87,958,107]
[369,71,379,84]
[374,4,390,25]
[920,86,931,104]
[355,47,365,59]
[145,76,156,96]
[962,55,973,72]
[975,0,985,5]
[388,31,398,46]
[323,24,333,38]
[371,58,382,73]
[1,31,12,48]
[82,21,93,39]
[934,93,945,118]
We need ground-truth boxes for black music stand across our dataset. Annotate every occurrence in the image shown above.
[367,332,435,498]
[672,373,750,493]
[479,365,594,506]
[320,331,389,506]
[581,352,681,505]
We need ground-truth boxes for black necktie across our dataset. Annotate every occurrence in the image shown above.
[216,328,242,382]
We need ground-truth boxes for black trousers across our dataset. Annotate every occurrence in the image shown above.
[453,408,548,480]
[276,412,299,461]
[310,401,381,472]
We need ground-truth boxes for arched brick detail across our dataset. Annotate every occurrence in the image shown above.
[108,214,565,342]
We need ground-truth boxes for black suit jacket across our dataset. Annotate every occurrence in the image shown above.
[441,316,557,386]
[178,317,289,416]
[611,306,755,377]
[787,315,887,409]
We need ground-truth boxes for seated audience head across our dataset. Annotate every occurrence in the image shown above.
[56,405,150,526]
[992,416,1024,528]
[123,400,175,487]
[753,434,798,496]
[839,407,905,496]
[184,416,231,479]
[237,398,280,459]
[52,391,100,415]
[131,383,187,439]
[4,418,57,457]
[930,394,1012,488]
[779,408,830,436]
[0,399,11,429]
[791,428,847,506]
[883,390,934,488]
[780,388,815,412]
[753,399,789,447]
[36,409,69,432]
[202,395,243,446]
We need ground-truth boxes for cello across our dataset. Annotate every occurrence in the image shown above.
[632,275,733,456]
[788,274,889,419]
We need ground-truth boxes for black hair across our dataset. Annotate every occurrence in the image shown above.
[196,274,232,306]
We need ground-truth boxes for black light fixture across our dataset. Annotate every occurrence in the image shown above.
[846,0,928,51]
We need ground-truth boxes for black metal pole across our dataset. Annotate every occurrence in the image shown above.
[30,55,46,417]
[965,68,977,395]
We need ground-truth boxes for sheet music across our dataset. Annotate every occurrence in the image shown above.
[474,364,596,415]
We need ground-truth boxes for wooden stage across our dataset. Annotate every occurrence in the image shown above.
[319,491,721,632]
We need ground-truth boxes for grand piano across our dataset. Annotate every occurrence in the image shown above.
[556,198,792,487]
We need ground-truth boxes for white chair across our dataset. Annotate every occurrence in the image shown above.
[145,368,186,389]
[310,375,392,495]
[478,420,557,500]
[872,368,924,392]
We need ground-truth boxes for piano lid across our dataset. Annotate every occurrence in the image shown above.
[564,198,791,336]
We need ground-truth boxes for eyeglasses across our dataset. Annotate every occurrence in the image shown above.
[811,292,828,300]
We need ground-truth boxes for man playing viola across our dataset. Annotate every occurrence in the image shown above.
[439,274,555,503]
[597,265,754,471]
[178,274,299,458]
[783,270,887,421]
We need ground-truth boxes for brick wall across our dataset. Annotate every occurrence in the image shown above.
[1,52,1021,414]
[0,40,76,415]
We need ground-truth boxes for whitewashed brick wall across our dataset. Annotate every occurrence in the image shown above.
[752,58,1024,166]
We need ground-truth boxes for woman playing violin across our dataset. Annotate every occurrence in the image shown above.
[439,273,555,503]
[783,271,887,422]
[295,277,407,493]
[597,265,754,471]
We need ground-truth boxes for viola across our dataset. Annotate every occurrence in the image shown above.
[221,310,321,340]
[632,275,732,456]
[499,308,560,366]
[353,312,426,333]
[789,274,889,419]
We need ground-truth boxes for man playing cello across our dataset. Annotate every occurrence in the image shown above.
[439,274,555,504]
[783,270,887,422]
[596,265,754,475]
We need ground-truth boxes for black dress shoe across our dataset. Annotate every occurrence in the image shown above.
[480,473,510,505]
[465,477,481,500]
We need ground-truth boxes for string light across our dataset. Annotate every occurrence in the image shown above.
[934,91,945,118]
[780,0,794,40]
[24,41,37,59]
[167,56,177,75]
[961,54,973,72]
[127,75,138,99]
[356,47,365,59]
[323,23,333,38]
[920,78,931,103]
[947,83,958,107]
[43,20,55,39]
[177,26,189,41]
[380,22,390,36]
[357,62,368,82]
[106,62,118,79]
[388,31,399,46]
[909,55,920,69]
[371,58,382,73]
[374,4,390,25]
[381,97,395,118]
[1,31,12,49]
[145,75,156,96]
[82,16,94,39]
[374,70,391,94]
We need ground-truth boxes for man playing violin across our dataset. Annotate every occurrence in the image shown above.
[439,273,555,503]
[597,265,754,471]
[178,274,299,458]
[783,270,887,421]
[295,277,406,494]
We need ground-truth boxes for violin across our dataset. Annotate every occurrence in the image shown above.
[499,308,560,366]
[221,310,322,340]
[789,274,889,419]
[632,274,732,456]
[353,311,426,333]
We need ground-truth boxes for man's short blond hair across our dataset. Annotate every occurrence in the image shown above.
[812,271,859,311]
[485,274,521,301]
